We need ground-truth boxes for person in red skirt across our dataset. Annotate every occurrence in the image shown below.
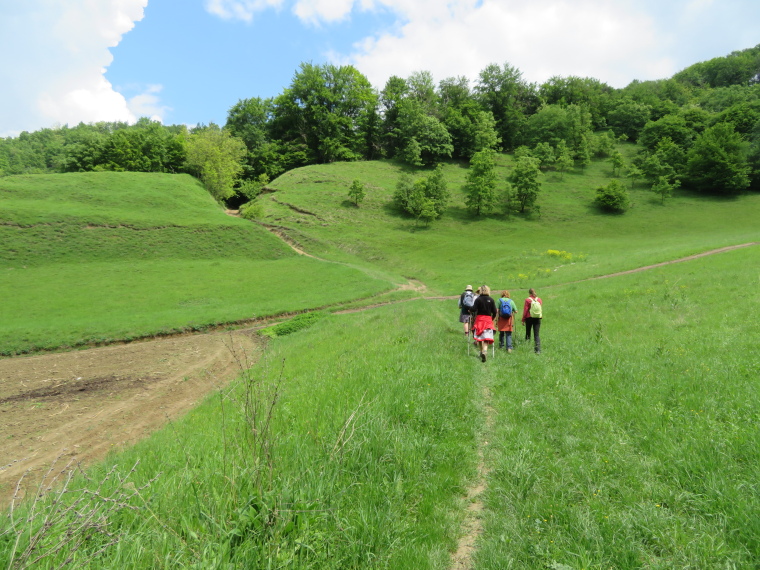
[471,285,497,362]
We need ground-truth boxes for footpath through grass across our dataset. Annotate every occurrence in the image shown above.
[2,247,758,567]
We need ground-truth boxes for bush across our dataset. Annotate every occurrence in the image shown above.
[240,200,265,220]
[260,311,326,338]
[595,179,630,213]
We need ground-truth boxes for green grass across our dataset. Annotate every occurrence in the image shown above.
[1,302,483,568]
[475,245,760,568]
[4,247,758,567]
[0,172,294,265]
[0,172,400,354]
[258,151,760,294]
[0,257,391,354]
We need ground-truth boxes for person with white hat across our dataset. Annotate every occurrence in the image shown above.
[458,284,475,335]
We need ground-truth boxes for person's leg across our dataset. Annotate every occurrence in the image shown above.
[533,319,541,353]
[506,331,513,351]
[525,318,533,341]
[499,330,505,348]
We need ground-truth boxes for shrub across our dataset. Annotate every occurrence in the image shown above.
[240,200,265,220]
[595,179,630,213]
[260,311,326,338]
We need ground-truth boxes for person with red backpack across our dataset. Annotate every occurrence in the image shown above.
[497,290,518,352]
[521,288,543,354]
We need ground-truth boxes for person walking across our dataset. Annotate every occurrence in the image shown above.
[497,290,518,352]
[521,288,543,354]
[472,285,497,362]
[458,285,475,336]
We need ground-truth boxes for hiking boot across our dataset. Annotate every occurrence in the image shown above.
[507,348,513,353]
[480,353,486,363]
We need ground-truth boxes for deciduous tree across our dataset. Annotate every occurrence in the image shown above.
[685,122,751,194]
[464,150,498,216]
[509,155,542,213]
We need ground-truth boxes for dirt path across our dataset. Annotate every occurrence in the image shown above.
[563,242,758,284]
[0,330,260,506]
[451,384,495,569]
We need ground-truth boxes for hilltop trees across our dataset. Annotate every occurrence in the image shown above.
[270,63,377,165]
[475,63,538,150]
[4,43,760,204]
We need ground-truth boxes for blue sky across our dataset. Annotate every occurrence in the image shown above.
[1,0,759,137]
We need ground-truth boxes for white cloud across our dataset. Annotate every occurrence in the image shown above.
[127,85,171,123]
[204,0,284,23]
[280,0,757,90]
[342,0,677,89]
[293,0,356,25]
[0,1,149,137]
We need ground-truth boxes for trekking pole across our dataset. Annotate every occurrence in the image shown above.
[467,314,471,356]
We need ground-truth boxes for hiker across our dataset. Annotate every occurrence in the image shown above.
[497,290,518,352]
[521,288,543,354]
[472,285,497,362]
[458,285,475,335]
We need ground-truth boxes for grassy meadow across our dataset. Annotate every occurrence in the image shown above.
[0,172,398,354]
[2,247,758,568]
[1,157,759,568]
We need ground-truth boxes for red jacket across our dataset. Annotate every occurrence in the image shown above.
[522,295,542,322]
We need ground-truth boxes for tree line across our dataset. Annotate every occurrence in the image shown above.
[2,44,760,204]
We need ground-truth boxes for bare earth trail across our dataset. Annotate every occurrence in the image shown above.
[0,242,755,513]
[0,330,261,505]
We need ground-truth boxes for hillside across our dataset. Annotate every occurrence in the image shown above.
[0,172,293,265]
[0,172,396,354]
[1,162,759,567]
[258,153,760,294]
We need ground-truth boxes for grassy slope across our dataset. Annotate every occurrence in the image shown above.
[3,248,757,568]
[259,150,760,294]
[0,172,396,354]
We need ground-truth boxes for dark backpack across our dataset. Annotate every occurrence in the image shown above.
[462,291,475,309]
[499,298,513,318]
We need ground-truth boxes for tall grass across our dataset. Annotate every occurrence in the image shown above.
[1,302,484,568]
[475,246,760,568]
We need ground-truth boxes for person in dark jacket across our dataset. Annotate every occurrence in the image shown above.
[471,285,497,362]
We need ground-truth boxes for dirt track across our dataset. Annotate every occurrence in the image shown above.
[0,330,260,506]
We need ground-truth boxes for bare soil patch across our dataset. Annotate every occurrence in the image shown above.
[0,330,261,506]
